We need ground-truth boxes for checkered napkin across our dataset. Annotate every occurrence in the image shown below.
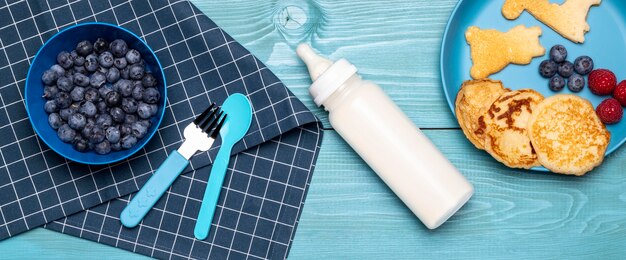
[0,0,323,259]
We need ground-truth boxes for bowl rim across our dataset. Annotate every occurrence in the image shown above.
[25,22,167,165]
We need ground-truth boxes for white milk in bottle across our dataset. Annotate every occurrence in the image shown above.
[297,44,473,229]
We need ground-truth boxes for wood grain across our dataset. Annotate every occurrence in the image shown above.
[290,131,626,259]
[193,0,460,129]
[3,130,626,258]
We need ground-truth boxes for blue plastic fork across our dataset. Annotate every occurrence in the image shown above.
[120,103,226,228]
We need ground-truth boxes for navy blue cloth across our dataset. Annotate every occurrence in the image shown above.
[0,0,323,259]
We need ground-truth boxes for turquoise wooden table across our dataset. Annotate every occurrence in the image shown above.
[2,0,626,259]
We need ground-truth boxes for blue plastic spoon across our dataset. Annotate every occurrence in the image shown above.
[194,93,253,240]
[120,103,227,228]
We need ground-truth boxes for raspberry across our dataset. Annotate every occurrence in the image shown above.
[588,69,617,95]
[596,98,623,124]
[613,81,626,106]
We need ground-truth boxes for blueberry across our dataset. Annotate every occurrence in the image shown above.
[125,49,141,64]
[114,57,127,69]
[106,67,120,83]
[72,65,87,75]
[120,81,134,97]
[549,75,565,92]
[97,100,108,114]
[120,66,130,80]
[125,114,138,124]
[70,50,80,59]
[110,107,125,123]
[94,140,111,155]
[131,121,148,139]
[68,113,87,130]
[50,64,67,75]
[132,80,143,89]
[54,76,71,92]
[55,92,71,109]
[568,73,585,92]
[93,38,109,54]
[142,73,157,87]
[42,69,58,85]
[105,126,121,143]
[557,61,574,78]
[137,102,152,119]
[98,85,112,97]
[121,98,138,113]
[139,120,152,129]
[539,60,558,78]
[549,45,567,63]
[48,113,63,130]
[120,123,133,137]
[73,55,85,66]
[96,66,109,75]
[80,101,97,118]
[69,50,79,63]
[59,124,76,141]
[87,117,96,126]
[81,122,95,139]
[49,64,65,77]
[121,135,137,149]
[65,72,74,81]
[110,39,128,58]
[57,124,76,143]
[96,113,113,128]
[574,56,594,75]
[57,51,73,69]
[72,137,89,152]
[43,85,59,100]
[59,106,77,121]
[76,40,93,56]
[114,79,133,97]
[44,100,58,113]
[85,54,99,72]
[142,88,160,104]
[95,51,113,68]
[90,72,106,88]
[84,88,100,103]
[132,84,144,100]
[105,91,122,107]
[73,73,90,87]
[89,126,105,144]
[70,86,85,102]
[149,104,158,117]
[110,141,122,151]
[129,64,145,80]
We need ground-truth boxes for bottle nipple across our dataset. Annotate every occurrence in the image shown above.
[296,44,333,81]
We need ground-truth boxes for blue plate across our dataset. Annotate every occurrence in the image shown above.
[25,22,167,165]
[441,1,626,172]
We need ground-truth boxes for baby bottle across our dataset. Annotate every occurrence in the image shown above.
[297,44,474,229]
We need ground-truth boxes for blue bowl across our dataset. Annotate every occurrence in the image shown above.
[25,22,167,165]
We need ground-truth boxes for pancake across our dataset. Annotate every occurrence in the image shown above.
[455,79,509,150]
[527,94,610,175]
[465,25,545,79]
[483,89,544,169]
[502,0,601,43]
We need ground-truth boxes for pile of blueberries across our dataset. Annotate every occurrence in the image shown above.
[42,38,161,155]
[539,44,594,92]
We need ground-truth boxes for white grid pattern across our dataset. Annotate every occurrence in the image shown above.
[0,0,322,259]
[48,124,321,260]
